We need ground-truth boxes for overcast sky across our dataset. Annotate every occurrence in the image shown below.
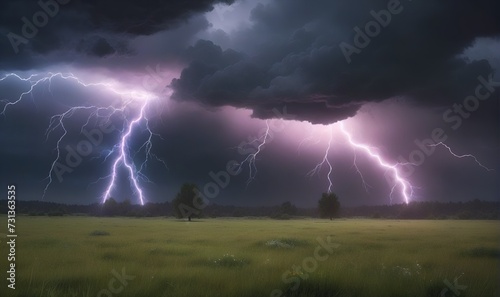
[0,0,499,207]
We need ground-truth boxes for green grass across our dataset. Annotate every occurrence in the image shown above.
[0,217,499,296]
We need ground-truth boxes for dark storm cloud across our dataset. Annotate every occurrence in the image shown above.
[81,0,234,35]
[0,0,234,69]
[77,37,116,57]
[0,0,498,206]
[171,0,500,124]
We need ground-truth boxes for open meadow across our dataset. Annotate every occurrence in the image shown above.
[1,216,499,297]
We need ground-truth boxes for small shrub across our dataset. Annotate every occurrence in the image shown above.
[273,213,291,220]
[265,238,309,249]
[101,252,121,261]
[90,230,110,236]
[212,254,249,268]
[461,247,500,258]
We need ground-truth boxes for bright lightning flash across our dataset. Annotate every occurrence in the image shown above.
[0,72,167,205]
[351,152,372,193]
[339,122,412,204]
[428,142,494,171]
[307,125,334,193]
[236,120,271,185]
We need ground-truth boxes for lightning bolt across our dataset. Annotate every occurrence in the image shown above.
[339,122,412,204]
[351,152,372,193]
[297,127,321,156]
[102,102,148,205]
[428,142,494,171]
[307,125,333,193]
[0,72,167,205]
[44,104,122,199]
[235,120,271,185]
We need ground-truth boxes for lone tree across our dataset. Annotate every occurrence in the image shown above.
[103,197,119,216]
[172,183,202,221]
[318,192,340,220]
[280,201,297,216]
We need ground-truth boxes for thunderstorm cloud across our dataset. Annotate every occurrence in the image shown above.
[0,0,498,206]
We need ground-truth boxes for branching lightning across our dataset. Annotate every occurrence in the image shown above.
[297,127,321,156]
[0,72,167,205]
[351,152,372,193]
[307,125,334,193]
[302,123,493,204]
[236,120,271,185]
[339,122,412,204]
[102,102,148,205]
[2,73,493,206]
[428,142,494,171]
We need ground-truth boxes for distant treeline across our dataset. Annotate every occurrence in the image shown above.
[0,199,498,219]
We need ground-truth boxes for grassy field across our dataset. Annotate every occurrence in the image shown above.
[0,217,499,297]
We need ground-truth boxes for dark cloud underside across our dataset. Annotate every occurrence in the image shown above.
[171,0,500,123]
[0,0,234,68]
